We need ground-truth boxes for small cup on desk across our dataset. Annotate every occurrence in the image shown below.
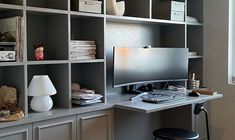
[189,80,200,89]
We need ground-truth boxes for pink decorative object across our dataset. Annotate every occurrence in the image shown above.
[34,43,44,61]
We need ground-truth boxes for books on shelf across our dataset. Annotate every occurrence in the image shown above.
[0,16,24,62]
[70,40,96,60]
[72,89,103,106]
[72,99,102,106]
[192,88,218,95]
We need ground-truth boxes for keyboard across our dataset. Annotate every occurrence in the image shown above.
[141,90,186,103]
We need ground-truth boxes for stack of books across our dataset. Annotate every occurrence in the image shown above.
[0,16,24,62]
[70,40,96,60]
[72,89,103,105]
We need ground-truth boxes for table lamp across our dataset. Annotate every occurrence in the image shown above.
[28,75,57,112]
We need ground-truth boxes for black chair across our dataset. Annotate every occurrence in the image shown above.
[153,102,210,140]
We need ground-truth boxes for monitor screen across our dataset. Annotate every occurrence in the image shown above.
[113,47,188,88]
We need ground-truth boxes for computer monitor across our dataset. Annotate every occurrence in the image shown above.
[113,47,188,88]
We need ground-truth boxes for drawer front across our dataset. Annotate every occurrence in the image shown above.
[33,116,76,140]
[77,110,112,140]
[0,124,32,140]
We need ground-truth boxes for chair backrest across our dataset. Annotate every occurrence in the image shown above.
[194,101,205,115]
[193,101,210,140]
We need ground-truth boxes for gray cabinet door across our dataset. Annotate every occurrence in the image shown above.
[77,110,113,140]
[0,124,32,140]
[33,115,76,140]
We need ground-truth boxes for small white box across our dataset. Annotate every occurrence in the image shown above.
[156,11,184,21]
[156,1,185,12]
[72,0,102,13]
[188,52,197,56]
[0,51,16,61]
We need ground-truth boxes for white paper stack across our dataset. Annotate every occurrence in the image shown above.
[70,40,96,60]
[72,91,103,105]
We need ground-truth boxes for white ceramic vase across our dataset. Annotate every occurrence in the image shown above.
[107,0,125,16]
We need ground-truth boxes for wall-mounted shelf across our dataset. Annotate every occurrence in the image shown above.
[188,55,203,59]
[0,0,203,119]
[26,6,68,15]
[106,15,185,25]
[0,62,24,66]
[27,60,69,65]
[70,11,105,18]
[0,3,23,10]
[186,22,203,26]
[70,59,105,64]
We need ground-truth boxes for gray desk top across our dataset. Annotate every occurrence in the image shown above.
[114,94,223,113]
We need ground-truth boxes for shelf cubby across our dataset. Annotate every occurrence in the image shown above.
[187,26,203,56]
[0,0,23,6]
[0,9,23,18]
[27,64,70,109]
[27,12,68,61]
[188,59,203,86]
[70,16,104,59]
[160,24,185,48]
[106,22,161,49]
[0,65,26,113]
[113,0,150,18]
[27,0,68,10]
[71,62,105,103]
[187,0,203,23]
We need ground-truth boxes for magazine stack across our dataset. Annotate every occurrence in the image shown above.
[70,40,96,60]
[71,83,103,106]
[0,16,24,62]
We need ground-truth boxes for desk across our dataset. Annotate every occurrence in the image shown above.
[112,94,223,140]
[114,94,223,113]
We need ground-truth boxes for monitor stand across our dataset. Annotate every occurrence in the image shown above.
[124,84,154,94]
[124,84,154,101]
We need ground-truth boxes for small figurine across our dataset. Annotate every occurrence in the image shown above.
[34,43,44,61]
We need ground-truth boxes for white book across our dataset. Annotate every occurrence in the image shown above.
[72,99,102,105]
[70,46,96,51]
[70,40,95,45]
[72,93,103,100]
[70,51,96,56]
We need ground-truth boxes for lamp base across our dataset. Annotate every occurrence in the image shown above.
[30,96,53,112]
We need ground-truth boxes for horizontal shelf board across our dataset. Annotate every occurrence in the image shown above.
[70,59,104,64]
[186,22,203,26]
[0,3,23,10]
[70,11,105,18]
[0,62,24,66]
[0,42,16,45]
[106,15,185,25]
[27,60,69,65]
[151,18,185,25]
[188,55,203,59]
[26,6,68,15]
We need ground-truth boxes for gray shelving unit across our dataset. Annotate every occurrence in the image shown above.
[0,0,203,119]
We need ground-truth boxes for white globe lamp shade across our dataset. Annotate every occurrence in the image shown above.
[30,96,53,112]
[28,75,57,112]
[28,75,57,96]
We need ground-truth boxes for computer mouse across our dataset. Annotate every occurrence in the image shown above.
[188,91,200,97]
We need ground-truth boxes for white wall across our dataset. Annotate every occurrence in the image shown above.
[204,0,235,139]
